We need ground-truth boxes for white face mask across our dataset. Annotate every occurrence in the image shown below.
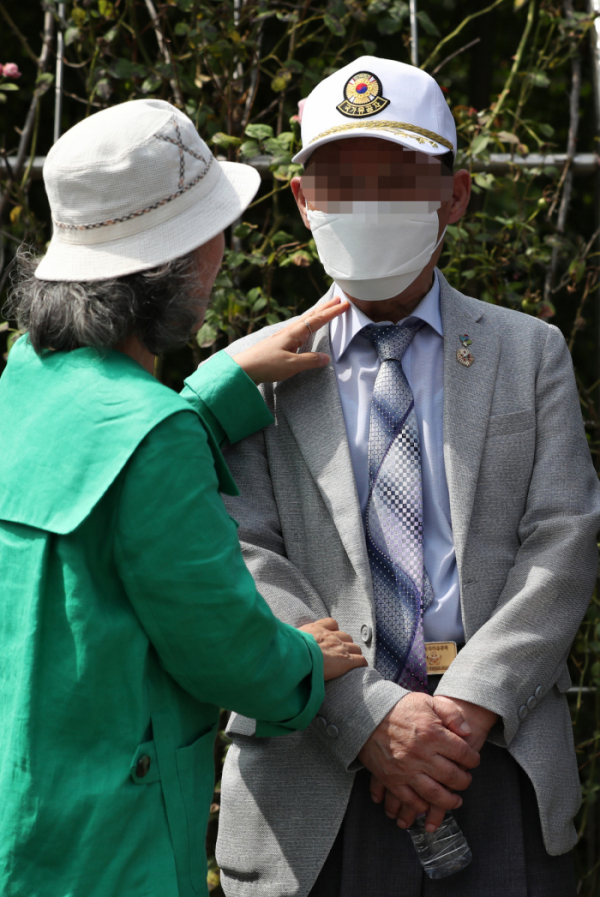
[306,201,446,301]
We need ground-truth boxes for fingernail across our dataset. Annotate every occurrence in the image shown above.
[425,824,436,833]
[385,811,395,819]
[459,722,472,735]
[397,820,408,829]
[456,797,463,808]
[319,353,330,365]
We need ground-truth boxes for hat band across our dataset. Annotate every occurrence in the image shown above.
[308,120,453,152]
[52,155,218,246]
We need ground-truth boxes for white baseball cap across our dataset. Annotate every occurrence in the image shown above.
[36,99,260,282]
[292,56,456,165]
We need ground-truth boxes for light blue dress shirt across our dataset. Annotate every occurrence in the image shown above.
[329,270,465,644]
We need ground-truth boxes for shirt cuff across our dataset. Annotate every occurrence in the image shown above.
[181,351,274,446]
[255,631,325,738]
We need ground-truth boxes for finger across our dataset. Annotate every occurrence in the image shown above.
[299,295,343,320]
[381,782,428,817]
[384,790,402,819]
[396,806,419,829]
[267,314,329,355]
[300,297,349,330]
[428,754,473,791]
[303,295,342,314]
[424,804,447,833]
[281,351,332,374]
[334,640,362,654]
[334,630,355,643]
[433,696,472,737]
[274,299,349,356]
[412,773,464,812]
[315,617,339,630]
[346,653,368,668]
[433,728,480,770]
[370,775,385,804]
[324,653,368,680]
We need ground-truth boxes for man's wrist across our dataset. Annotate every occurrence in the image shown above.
[316,671,407,772]
[443,697,498,751]
[356,694,408,767]
[449,697,498,727]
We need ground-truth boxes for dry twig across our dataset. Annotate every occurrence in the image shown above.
[0,0,39,63]
[431,38,481,76]
[143,0,184,107]
[0,9,54,223]
[543,0,581,303]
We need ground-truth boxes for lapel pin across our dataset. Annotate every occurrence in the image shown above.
[456,333,474,367]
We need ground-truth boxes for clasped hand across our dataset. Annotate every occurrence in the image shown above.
[358,693,498,832]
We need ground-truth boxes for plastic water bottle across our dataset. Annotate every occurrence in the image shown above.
[407,812,472,879]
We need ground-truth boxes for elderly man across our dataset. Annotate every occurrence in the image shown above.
[214,57,600,896]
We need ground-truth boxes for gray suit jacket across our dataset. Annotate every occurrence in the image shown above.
[216,272,600,897]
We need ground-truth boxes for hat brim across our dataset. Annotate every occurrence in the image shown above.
[292,128,453,165]
[35,161,260,282]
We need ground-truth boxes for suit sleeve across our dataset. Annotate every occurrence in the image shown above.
[114,410,324,736]
[222,422,405,771]
[436,325,600,745]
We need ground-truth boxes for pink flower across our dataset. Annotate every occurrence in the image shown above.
[291,98,307,124]
[2,63,21,79]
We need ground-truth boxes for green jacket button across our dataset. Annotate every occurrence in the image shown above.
[135,755,151,778]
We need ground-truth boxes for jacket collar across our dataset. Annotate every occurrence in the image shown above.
[330,271,443,364]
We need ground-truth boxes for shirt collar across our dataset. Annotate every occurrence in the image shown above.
[330,269,442,363]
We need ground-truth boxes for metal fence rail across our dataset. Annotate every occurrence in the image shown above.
[3,153,599,180]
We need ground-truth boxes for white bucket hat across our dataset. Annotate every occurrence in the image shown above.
[292,56,457,165]
[36,99,260,282]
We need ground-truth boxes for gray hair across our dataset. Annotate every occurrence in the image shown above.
[4,246,205,355]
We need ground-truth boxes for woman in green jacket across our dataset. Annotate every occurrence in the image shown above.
[0,100,365,897]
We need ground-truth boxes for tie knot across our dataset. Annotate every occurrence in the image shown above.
[364,322,422,363]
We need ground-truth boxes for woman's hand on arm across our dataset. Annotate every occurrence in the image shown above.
[299,617,368,681]
[233,296,349,385]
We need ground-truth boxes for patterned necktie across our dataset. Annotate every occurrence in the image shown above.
[364,322,433,693]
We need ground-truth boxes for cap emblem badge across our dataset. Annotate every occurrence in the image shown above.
[337,72,390,119]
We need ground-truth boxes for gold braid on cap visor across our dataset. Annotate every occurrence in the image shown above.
[308,120,454,152]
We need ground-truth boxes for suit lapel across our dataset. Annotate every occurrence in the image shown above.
[275,317,373,596]
[439,273,500,574]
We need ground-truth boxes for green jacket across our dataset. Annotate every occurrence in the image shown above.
[0,337,324,897]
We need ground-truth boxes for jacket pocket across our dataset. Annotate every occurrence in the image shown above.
[486,409,535,437]
[175,724,218,895]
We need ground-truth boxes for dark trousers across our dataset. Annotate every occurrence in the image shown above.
[310,682,576,897]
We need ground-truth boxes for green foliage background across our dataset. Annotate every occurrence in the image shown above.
[1,0,600,892]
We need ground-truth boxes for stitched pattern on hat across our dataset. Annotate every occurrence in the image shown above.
[155,115,209,188]
[308,120,453,151]
[53,116,213,232]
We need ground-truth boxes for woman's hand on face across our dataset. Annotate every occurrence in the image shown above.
[299,617,368,681]
[232,296,349,385]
